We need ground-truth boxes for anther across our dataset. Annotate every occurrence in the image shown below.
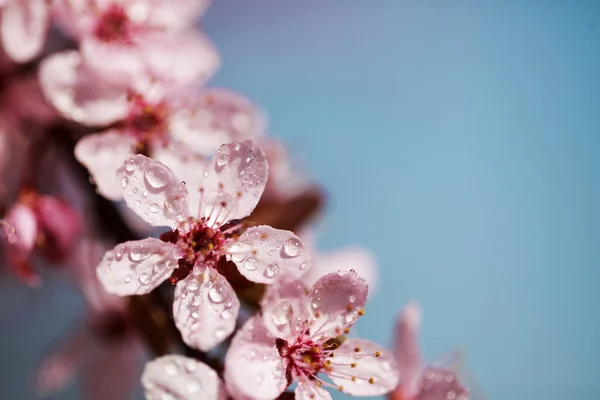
[358,309,365,316]
[338,386,344,392]
[374,351,381,357]
[350,363,357,368]
[354,347,361,353]
[368,378,375,384]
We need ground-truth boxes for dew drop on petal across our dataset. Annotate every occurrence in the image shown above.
[221,309,233,320]
[121,177,129,188]
[139,272,150,285]
[149,203,159,213]
[186,381,201,394]
[164,362,178,376]
[187,280,199,291]
[283,238,302,257]
[300,261,308,270]
[135,200,141,206]
[124,275,131,283]
[271,300,293,326]
[185,360,197,372]
[142,190,148,197]
[129,245,152,262]
[264,263,279,278]
[216,152,229,167]
[244,257,259,271]
[214,328,226,340]
[190,294,202,307]
[191,311,199,319]
[208,283,225,304]
[144,164,171,189]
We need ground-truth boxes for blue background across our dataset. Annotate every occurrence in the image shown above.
[1,1,599,399]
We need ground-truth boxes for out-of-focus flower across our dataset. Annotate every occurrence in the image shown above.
[34,239,144,400]
[96,140,310,351]
[225,270,399,400]
[0,0,50,63]
[298,230,378,296]
[390,301,485,400]
[1,190,81,286]
[141,354,226,400]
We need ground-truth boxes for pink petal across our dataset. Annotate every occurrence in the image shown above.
[301,246,378,297]
[74,130,138,201]
[142,355,226,400]
[395,300,425,399]
[329,338,400,397]
[2,204,40,285]
[295,381,332,400]
[0,0,49,62]
[173,270,240,351]
[35,196,81,262]
[82,334,144,400]
[260,276,308,342]
[38,51,130,126]
[151,143,208,213]
[198,140,268,227]
[224,315,288,400]
[34,325,91,397]
[133,0,211,30]
[416,368,470,400]
[427,349,485,400]
[224,226,310,284]
[117,154,190,228]
[96,238,181,296]
[305,270,368,339]
[168,88,266,157]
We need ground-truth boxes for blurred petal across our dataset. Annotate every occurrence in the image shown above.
[34,325,90,397]
[1,0,49,62]
[305,270,368,339]
[117,154,190,228]
[142,355,225,400]
[416,368,470,400]
[199,140,268,227]
[134,0,211,30]
[168,88,265,157]
[74,130,138,201]
[329,338,399,397]
[39,51,129,126]
[301,246,378,297]
[295,381,332,400]
[96,238,181,296]
[173,270,239,351]
[35,196,81,262]
[224,226,310,284]
[224,316,288,400]
[429,349,487,400]
[83,335,143,400]
[2,204,40,286]
[261,276,308,342]
[395,300,424,399]
[151,144,208,212]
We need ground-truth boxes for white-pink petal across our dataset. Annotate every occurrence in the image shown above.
[173,270,239,351]
[96,238,181,296]
[295,381,332,400]
[199,140,268,227]
[224,316,288,400]
[261,276,308,342]
[224,226,310,284]
[329,338,400,397]
[1,0,49,62]
[38,51,130,126]
[305,270,368,339]
[4,203,37,253]
[117,154,190,228]
[395,300,425,399]
[74,131,138,201]
[142,355,226,400]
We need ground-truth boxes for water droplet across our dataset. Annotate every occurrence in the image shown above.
[246,150,255,163]
[345,312,356,324]
[191,311,199,319]
[256,373,265,384]
[214,328,227,339]
[133,187,138,194]
[216,152,229,167]
[203,171,209,177]
[186,381,201,394]
[190,294,202,307]
[349,295,356,303]
[142,190,148,197]
[221,309,233,319]
[121,177,129,188]
[139,272,150,284]
[144,164,171,189]
[227,242,250,262]
[185,360,197,372]
[125,161,136,173]
[447,391,456,400]
[209,283,226,303]
[164,362,177,375]
[129,245,152,262]
[135,200,141,206]
[283,238,302,257]
[271,300,293,326]
[264,263,279,278]
[268,250,274,256]
[124,275,131,283]
[187,280,199,291]
[244,257,259,271]
[149,203,159,213]
[300,261,308,270]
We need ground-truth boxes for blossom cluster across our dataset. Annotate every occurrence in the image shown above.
[0,1,483,399]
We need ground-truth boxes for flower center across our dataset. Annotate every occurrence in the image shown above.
[94,5,131,42]
[125,97,170,147]
[276,336,344,384]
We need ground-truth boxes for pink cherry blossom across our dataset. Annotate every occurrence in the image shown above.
[141,355,226,400]
[225,270,399,399]
[390,301,482,400]
[1,191,81,286]
[0,0,50,63]
[96,140,311,350]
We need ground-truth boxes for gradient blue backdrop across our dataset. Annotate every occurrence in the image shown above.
[1,1,599,399]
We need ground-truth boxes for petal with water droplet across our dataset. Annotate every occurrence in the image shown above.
[117,154,190,228]
[1,0,49,63]
[96,238,181,296]
[173,271,239,351]
[261,276,308,342]
[295,381,332,400]
[223,226,310,284]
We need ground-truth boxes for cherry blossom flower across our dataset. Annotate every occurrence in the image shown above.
[96,140,311,351]
[224,270,399,400]
[141,355,226,400]
[1,190,81,286]
[35,239,144,400]
[391,301,485,400]
[0,0,50,63]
